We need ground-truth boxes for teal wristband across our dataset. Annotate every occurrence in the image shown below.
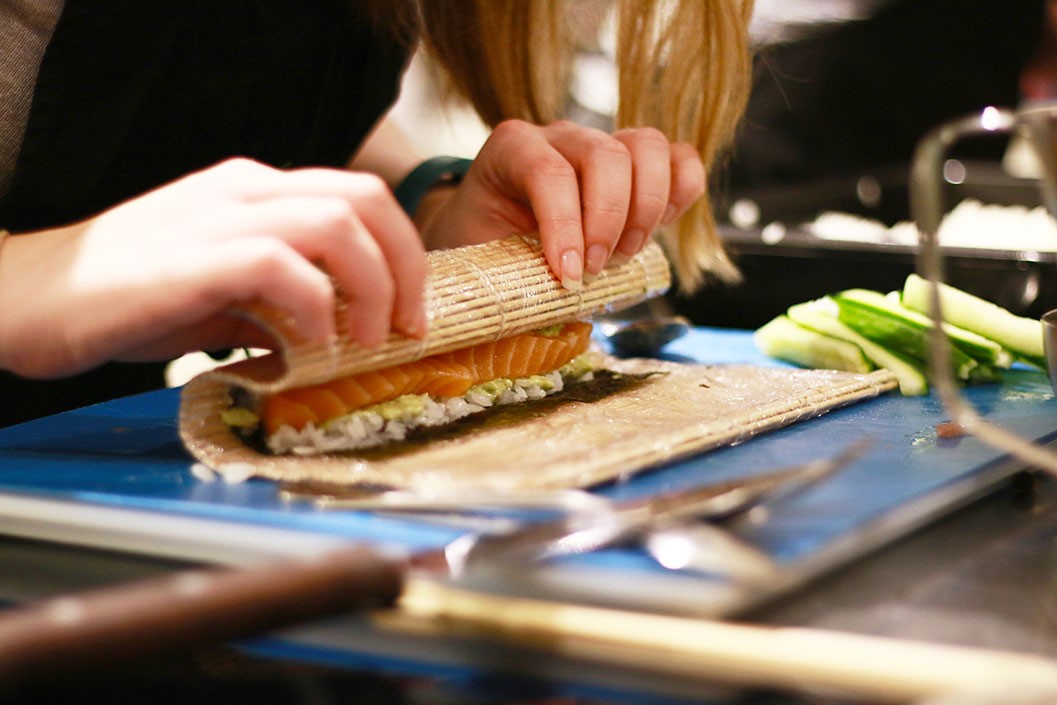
[394,156,473,216]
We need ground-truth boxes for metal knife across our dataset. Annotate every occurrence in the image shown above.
[416,439,872,581]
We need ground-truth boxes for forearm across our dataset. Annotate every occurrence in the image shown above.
[347,117,422,191]
[412,182,460,244]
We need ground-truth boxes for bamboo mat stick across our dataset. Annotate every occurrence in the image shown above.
[376,578,1057,703]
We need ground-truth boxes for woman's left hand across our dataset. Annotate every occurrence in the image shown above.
[419,119,705,289]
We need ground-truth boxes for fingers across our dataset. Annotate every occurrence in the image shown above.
[482,122,706,290]
[486,121,587,290]
[248,170,429,343]
[213,196,400,348]
[5,159,432,380]
[666,141,707,225]
[545,123,633,279]
[190,160,429,346]
[331,176,428,340]
[76,235,343,372]
[194,236,340,343]
[613,128,673,262]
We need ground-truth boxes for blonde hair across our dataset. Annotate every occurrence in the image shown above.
[386,1,755,293]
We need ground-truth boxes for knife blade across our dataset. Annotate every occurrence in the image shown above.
[413,439,872,581]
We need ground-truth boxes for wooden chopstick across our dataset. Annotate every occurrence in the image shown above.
[379,577,1057,703]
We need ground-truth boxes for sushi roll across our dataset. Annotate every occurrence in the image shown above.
[222,322,596,455]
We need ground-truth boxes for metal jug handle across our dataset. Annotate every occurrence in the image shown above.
[909,105,1057,476]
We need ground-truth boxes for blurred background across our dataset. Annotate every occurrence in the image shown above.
[391,0,1057,330]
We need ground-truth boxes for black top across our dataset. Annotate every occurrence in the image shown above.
[0,0,411,427]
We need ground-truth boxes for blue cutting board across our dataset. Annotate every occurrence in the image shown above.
[0,327,1054,617]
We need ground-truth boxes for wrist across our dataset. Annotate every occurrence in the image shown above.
[0,224,83,378]
[393,156,473,220]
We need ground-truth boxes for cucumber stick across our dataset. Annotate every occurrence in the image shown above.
[902,274,1044,368]
[788,299,928,395]
[881,291,1013,368]
[832,289,983,380]
[753,315,874,373]
[786,300,925,397]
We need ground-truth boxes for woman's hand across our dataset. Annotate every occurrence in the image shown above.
[0,158,428,379]
[419,119,706,289]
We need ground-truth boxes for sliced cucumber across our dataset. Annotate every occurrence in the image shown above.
[753,315,874,373]
[902,274,1044,368]
[967,363,1001,385]
[882,291,1013,368]
[833,289,979,380]
[788,298,928,396]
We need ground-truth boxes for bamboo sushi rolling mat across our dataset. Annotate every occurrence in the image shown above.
[180,235,898,490]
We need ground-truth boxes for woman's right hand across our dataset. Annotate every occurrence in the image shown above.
[0,158,428,379]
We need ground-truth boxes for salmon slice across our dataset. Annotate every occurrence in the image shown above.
[411,358,474,397]
[459,321,592,383]
[325,376,376,412]
[258,322,594,433]
[485,335,519,381]
[563,321,593,357]
[462,324,592,382]
[265,370,413,433]
[261,395,320,435]
[520,322,591,378]
[355,369,403,402]
[434,345,479,379]
[282,387,347,422]
[533,336,568,376]
[502,333,538,378]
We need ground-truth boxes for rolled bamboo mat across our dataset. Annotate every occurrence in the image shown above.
[180,235,670,476]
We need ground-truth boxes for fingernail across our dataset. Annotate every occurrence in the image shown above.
[354,324,388,349]
[398,306,428,339]
[617,229,646,259]
[560,249,583,291]
[313,330,339,349]
[661,204,679,225]
[306,321,336,344]
[414,307,429,337]
[585,244,609,276]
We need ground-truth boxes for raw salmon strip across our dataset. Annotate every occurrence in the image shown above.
[412,358,475,397]
[440,321,592,383]
[259,322,593,432]
[261,395,320,436]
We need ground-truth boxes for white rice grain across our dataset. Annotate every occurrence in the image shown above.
[265,367,585,455]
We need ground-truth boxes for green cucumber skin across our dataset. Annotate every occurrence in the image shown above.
[753,315,873,373]
[787,300,928,396]
[902,274,1043,364]
[873,289,1013,368]
[833,294,978,380]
